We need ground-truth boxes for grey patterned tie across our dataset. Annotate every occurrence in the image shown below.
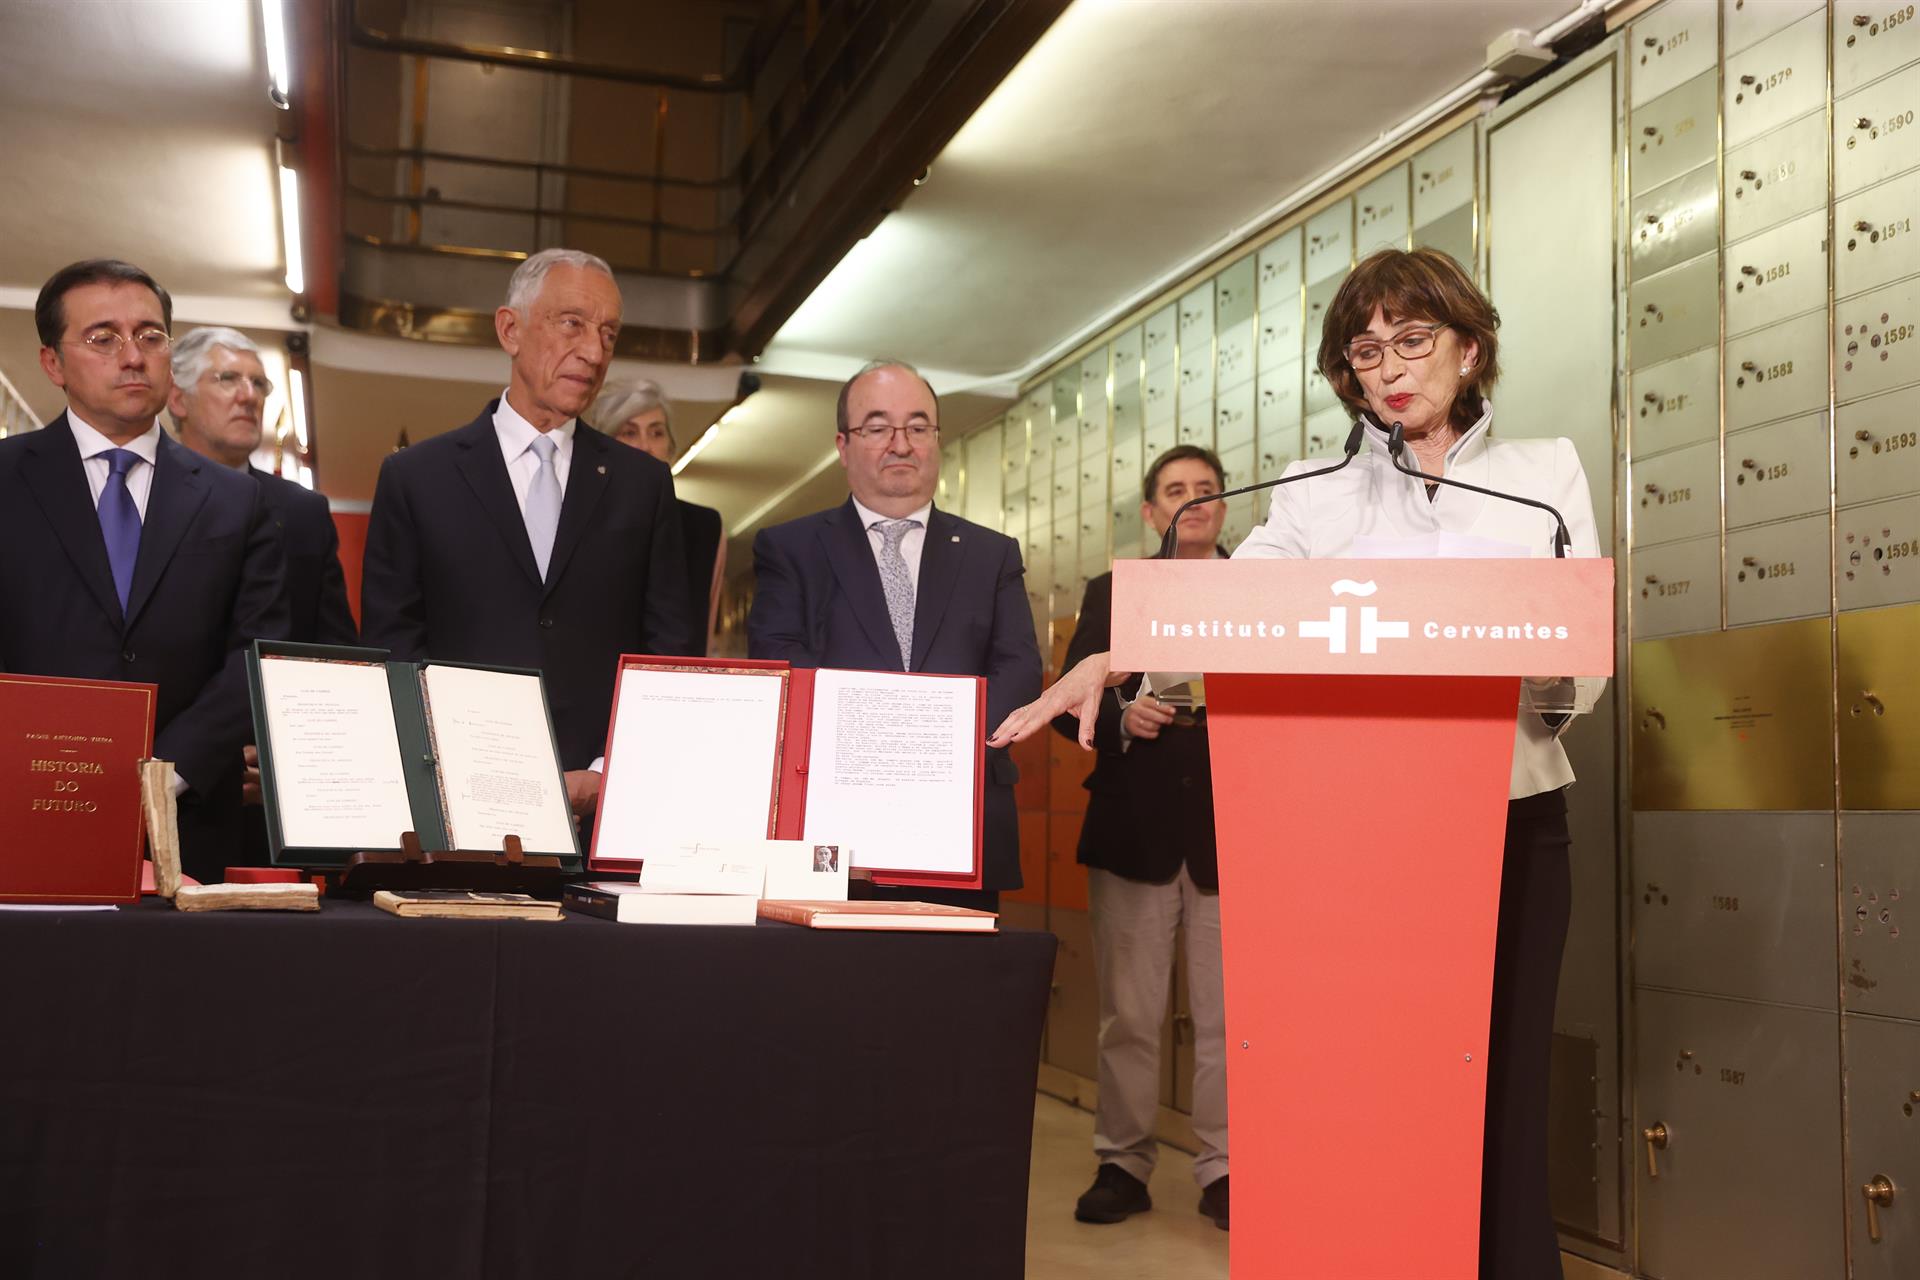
[525,433,561,580]
[872,518,920,671]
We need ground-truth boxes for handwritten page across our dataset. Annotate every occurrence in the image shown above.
[420,665,576,855]
[594,667,786,862]
[801,669,977,877]
[258,657,415,850]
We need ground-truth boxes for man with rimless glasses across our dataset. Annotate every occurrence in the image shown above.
[0,259,290,883]
[748,360,1042,910]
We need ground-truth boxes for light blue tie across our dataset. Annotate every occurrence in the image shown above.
[99,448,142,612]
[873,518,920,671]
[525,434,561,580]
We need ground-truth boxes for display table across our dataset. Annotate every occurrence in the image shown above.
[0,900,1055,1279]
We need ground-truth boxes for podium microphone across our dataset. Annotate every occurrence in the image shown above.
[1385,422,1573,558]
[1155,421,1365,559]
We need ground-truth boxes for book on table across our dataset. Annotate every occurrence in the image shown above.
[245,641,580,873]
[373,889,562,921]
[757,900,998,933]
[563,881,758,926]
[588,656,986,892]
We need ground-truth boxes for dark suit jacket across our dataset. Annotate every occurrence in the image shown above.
[747,499,1042,892]
[358,405,693,771]
[1052,571,1218,890]
[250,466,357,645]
[677,498,723,657]
[0,416,291,882]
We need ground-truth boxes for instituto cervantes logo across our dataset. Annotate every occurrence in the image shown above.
[1143,577,1574,651]
[1299,579,1409,655]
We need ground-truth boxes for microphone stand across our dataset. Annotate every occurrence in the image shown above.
[1155,421,1367,559]
[1384,422,1572,558]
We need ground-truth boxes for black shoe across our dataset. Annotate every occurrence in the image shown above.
[1199,1175,1229,1230]
[1074,1163,1152,1223]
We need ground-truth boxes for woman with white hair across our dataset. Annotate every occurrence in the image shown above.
[590,380,724,656]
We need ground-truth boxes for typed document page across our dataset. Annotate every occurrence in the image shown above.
[257,657,415,850]
[593,667,786,862]
[802,669,978,877]
[420,665,577,855]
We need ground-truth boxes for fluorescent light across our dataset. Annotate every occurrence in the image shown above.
[261,0,291,106]
[278,164,305,295]
[289,366,309,448]
[671,423,719,476]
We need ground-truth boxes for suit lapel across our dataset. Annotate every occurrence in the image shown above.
[451,410,544,588]
[124,432,210,630]
[910,507,966,672]
[820,499,901,665]
[18,414,124,627]
[541,425,611,598]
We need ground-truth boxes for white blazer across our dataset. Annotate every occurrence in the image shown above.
[1232,403,1606,800]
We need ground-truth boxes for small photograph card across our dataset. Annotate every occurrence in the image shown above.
[763,840,849,902]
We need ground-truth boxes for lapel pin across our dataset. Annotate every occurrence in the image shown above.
[950,535,960,542]
[597,464,607,475]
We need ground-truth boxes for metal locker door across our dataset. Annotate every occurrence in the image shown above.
[1412,124,1476,226]
[1176,395,1212,448]
[1143,419,1176,466]
[1630,535,1722,639]
[1216,441,1255,497]
[1834,0,1920,95]
[1631,811,1837,1008]
[1727,513,1832,626]
[1112,324,1143,381]
[1214,256,1256,333]
[1726,310,1831,431]
[1178,281,1214,368]
[1725,413,1830,530]
[1630,72,1719,195]
[1724,209,1829,337]
[1111,500,1143,562]
[1112,372,1143,441]
[1841,1013,1920,1280]
[1028,405,1054,473]
[1304,406,1352,461]
[1143,304,1177,372]
[1725,0,1824,56]
[1258,231,1303,374]
[1049,514,1075,600]
[1026,481,1050,533]
[1632,164,1719,280]
[1214,382,1255,454]
[1052,373,1080,448]
[1725,111,1828,245]
[1628,0,1717,110]
[1110,432,1142,501]
[1077,508,1106,583]
[1077,448,1107,506]
[1630,254,1719,367]
[1045,906,1100,1082]
[1838,277,1920,402]
[1633,990,1844,1280]
[1837,494,1920,610]
[1215,318,1256,394]
[1413,206,1475,270]
[1258,297,1303,376]
[1304,199,1353,285]
[1303,360,1341,417]
[1837,167,1920,300]
[1837,71,1920,196]
[1838,606,1920,813]
[1144,360,1176,428]
[1354,164,1411,259]
[1839,812,1920,1018]
[1080,350,1110,431]
[1632,440,1720,547]
[1722,12,1828,149]
[1257,362,1303,447]
[1304,273,1346,368]
[1838,386,1920,507]
[1633,347,1721,458]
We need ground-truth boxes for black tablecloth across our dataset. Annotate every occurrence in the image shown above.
[0,900,1055,1279]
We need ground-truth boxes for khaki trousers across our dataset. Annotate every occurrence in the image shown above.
[1088,864,1228,1188]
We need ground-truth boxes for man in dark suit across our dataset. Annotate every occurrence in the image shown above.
[1053,445,1230,1231]
[0,260,290,883]
[359,249,691,822]
[747,360,1042,910]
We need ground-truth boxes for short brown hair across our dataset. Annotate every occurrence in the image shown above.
[1143,444,1224,503]
[1316,248,1500,433]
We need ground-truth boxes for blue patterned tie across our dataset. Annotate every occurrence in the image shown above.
[873,518,920,671]
[525,434,561,580]
[99,448,142,612]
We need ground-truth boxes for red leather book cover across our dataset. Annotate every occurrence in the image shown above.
[0,672,156,904]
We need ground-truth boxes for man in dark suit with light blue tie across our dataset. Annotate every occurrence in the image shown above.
[359,249,691,823]
[0,260,290,882]
[747,360,1043,909]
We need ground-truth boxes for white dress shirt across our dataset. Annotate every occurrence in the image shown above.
[67,411,161,517]
[1232,404,1607,799]
[850,496,933,591]
[493,392,575,514]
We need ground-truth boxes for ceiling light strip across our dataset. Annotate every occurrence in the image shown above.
[671,423,721,476]
[729,449,841,538]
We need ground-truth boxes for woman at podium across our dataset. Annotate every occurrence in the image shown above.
[992,248,1602,1280]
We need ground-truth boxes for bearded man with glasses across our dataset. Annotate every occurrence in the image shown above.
[747,359,1042,910]
[0,259,290,883]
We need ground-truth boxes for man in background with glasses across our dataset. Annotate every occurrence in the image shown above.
[0,259,290,883]
[747,359,1042,910]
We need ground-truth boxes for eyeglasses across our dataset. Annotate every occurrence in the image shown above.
[843,422,938,445]
[1343,323,1448,371]
[67,328,171,359]
[207,369,275,398]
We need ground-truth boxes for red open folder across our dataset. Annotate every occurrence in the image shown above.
[587,655,986,890]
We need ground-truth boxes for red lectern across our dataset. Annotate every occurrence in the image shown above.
[1110,557,1614,1279]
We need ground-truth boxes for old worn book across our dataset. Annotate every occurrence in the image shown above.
[174,882,320,913]
[757,900,997,933]
[563,881,757,926]
[373,889,562,921]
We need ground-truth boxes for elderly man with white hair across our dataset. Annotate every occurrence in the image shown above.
[169,326,357,646]
[359,248,693,821]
